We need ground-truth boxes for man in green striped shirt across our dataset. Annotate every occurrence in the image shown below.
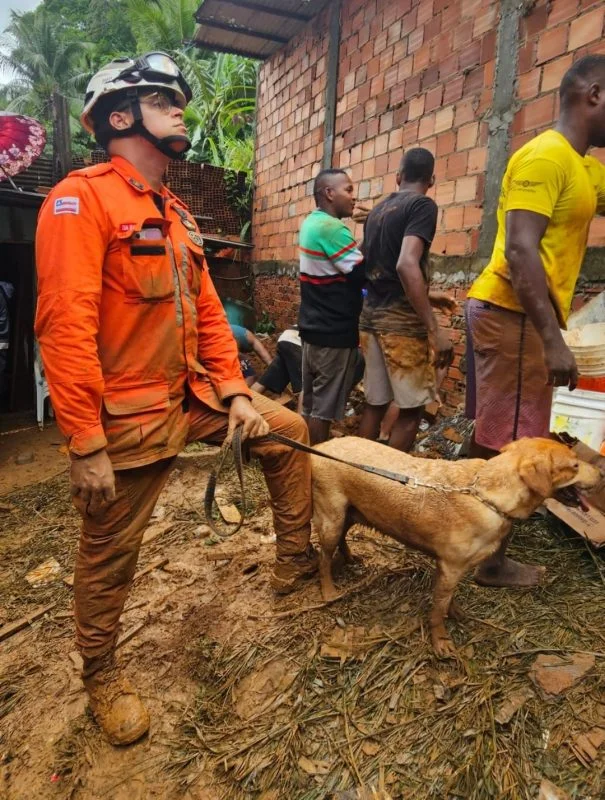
[298,169,365,443]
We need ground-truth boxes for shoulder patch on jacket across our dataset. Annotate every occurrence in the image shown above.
[67,163,114,180]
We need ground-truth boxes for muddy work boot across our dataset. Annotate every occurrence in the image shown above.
[270,545,319,594]
[83,654,150,746]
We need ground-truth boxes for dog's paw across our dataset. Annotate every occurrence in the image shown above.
[431,631,458,659]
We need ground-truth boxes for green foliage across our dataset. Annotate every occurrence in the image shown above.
[0,0,258,174]
[255,311,276,335]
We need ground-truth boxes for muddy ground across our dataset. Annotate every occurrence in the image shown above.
[1,418,604,800]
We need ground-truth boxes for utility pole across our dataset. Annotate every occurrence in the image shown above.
[51,91,72,183]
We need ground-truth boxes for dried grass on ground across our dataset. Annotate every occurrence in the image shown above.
[172,517,605,800]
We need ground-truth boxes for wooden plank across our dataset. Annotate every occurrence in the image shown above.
[133,557,169,582]
[116,622,146,649]
[0,602,57,642]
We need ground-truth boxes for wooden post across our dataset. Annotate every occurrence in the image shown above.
[52,91,72,183]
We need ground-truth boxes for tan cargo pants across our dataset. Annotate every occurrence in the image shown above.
[73,392,312,660]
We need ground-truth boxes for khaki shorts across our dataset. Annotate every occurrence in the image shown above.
[302,343,363,420]
[360,331,437,409]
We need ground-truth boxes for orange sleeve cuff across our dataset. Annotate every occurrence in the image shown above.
[69,424,108,457]
[215,379,253,404]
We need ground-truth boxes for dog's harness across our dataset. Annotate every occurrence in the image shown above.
[203,427,518,537]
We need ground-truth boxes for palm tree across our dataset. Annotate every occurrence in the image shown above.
[126,0,199,54]
[0,7,92,122]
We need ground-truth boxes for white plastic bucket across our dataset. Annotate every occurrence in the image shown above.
[550,387,605,452]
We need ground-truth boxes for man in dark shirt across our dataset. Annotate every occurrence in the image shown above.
[357,148,453,451]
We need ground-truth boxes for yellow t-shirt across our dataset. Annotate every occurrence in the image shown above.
[469,129,605,325]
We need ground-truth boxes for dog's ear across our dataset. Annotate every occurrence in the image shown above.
[519,455,553,498]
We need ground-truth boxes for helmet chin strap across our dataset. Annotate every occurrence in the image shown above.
[129,95,191,160]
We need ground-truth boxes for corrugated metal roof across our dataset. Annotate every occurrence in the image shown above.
[194,0,332,59]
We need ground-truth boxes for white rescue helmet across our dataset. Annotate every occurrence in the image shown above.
[80,52,192,159]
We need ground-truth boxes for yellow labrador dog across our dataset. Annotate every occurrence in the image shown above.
[311,437,600,657]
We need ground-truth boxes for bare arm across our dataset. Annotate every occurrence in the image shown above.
[396,235,453,369]
[246,331,273,366]
[505,210,577,389]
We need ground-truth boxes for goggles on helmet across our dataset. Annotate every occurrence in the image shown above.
[114,51,192,104]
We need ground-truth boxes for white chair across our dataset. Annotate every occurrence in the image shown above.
[33,343,53,429]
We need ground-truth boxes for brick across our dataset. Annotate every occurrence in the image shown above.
[443,75,464,105]
[375,132,389,155]
[454,99,476,127]
[413,43,431,73]
[425,85,444,112]
[387,150,401,172]
[456,121,478,150]
[431,233,447,254]
[402,120,420,145]
[523,93,556,131]
[462,205,483,227]
[463,67,484,96]
[467,146,487,174]
[436,130,456,156]
[446,151,468,178]
[455,175,477,202]
[548,0,579,26]
[362,158,376,179]
[439,53,459,79]
[444,205,465,232]
[374,154,389,177]
[367,55,381,79]
[424,13,442,41]
[541,53,573,92]
[518,67,542,100]
[459,41,481,71]
[480,30,496,66]
[422,65,440,90]
[517,42,535,74]
[408,95,426,119]
[522,3,549,36]
[418,0,434,26]
[418,113,436,139]
[405,75,422,99]
[389,127,404,151]
[379,110,394,133]
[536,26,568,64]
[435,106,454,133]
[444,231,471,255]
[362,138,375,160]
[453,21,473,50]
[401,8,418,36]
[435,180,455,205]
[398,56,414,82]
[568,6,604,50]
[409,26,425,53]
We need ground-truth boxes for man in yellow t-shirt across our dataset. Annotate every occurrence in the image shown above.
[465,54,605,588]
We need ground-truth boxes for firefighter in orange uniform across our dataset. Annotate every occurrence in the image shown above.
[35,53,317,746]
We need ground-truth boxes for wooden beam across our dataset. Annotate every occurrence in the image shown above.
[190,38,268,59]
[0,602,57,642]
[197,18,289,44]
[211,0,313,22]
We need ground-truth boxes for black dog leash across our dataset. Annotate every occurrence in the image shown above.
[203,426,414,538]
[203,426,520,538]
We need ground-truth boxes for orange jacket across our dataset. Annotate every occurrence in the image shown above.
[35,155,251,468]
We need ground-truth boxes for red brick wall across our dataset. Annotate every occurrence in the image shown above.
[252,0,605,412]
[253,9,330,263]
[514,0,605,246]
